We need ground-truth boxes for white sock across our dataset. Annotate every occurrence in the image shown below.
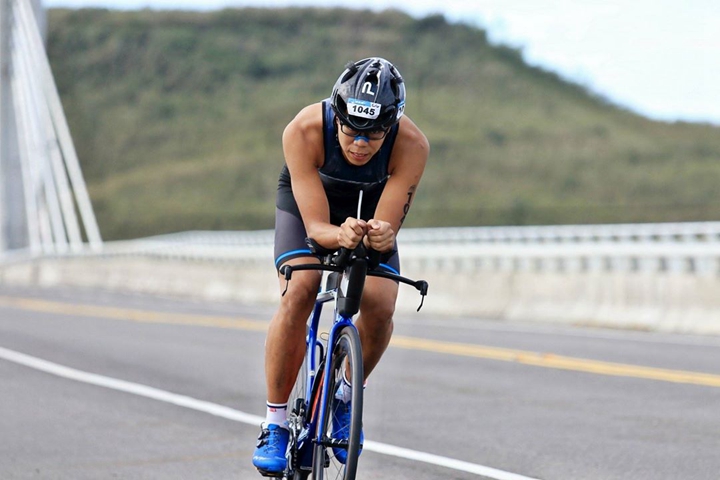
[266,402,288,427]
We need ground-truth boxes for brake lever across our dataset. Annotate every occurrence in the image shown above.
[279,265,293,296]
[415,280,429,312]
[416,280,429,296]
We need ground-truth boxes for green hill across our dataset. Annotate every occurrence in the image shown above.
[47,7,720,240]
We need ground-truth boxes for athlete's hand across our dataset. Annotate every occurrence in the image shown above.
[365,219,394,252]
[338,217,368,249]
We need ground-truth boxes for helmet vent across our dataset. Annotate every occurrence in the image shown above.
[390,78,400,96]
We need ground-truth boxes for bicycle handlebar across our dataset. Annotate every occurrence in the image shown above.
[279,238,429,311]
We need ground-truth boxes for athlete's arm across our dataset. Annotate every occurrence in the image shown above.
[282,104,356,250]
[368,116,429,252]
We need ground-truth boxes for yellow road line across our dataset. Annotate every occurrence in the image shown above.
[390,336,720,388]
[0,296,268,332]
[2,295,720,388]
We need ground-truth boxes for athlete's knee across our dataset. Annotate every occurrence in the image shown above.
[278,272,320,314]
[361,279,397,322]
[360,297,396,325]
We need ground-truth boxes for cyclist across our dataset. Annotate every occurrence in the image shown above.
[252,57,429,476]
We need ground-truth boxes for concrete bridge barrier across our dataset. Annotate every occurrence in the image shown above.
[2,227,720,336]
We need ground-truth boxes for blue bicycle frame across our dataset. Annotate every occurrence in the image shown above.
[281,244,428,479]
[291,275,356,474]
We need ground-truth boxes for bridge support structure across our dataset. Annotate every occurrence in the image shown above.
[0,0,101,257]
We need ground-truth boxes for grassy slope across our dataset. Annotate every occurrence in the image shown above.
[47,8,720,240]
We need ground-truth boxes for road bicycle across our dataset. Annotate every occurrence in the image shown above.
[276,239,428,480]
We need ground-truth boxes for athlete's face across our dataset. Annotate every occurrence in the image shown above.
[336,119,388,166]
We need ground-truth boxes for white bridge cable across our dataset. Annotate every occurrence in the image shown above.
[12,26,67,253]
[9,39,41,254]
[15,0,102,250]
[16,1,81,250]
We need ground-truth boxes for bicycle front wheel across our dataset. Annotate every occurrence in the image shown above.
[312,326,364,480]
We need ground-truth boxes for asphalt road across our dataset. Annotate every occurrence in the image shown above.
[1,284,720,480]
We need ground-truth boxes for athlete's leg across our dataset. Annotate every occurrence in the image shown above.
[265,258,321,405]
[354,275,399,380]
[265,208,321,406]
[254,210,320,473]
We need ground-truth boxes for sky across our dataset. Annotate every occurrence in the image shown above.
[42,0,720,126]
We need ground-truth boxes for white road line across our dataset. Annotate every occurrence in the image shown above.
[0,346,541,480]
[363,441,540,480]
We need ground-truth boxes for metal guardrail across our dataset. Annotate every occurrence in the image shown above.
[400,222,720,244]
[400,242,720,276]
[135,221,720,246]
[3,222,720,276]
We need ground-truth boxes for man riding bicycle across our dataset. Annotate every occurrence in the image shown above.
[253,57,429,476]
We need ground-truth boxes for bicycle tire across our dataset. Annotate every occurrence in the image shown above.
[312,326,364,480]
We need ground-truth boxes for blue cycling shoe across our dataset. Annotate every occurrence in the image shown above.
[331,398,363,464]
[252,423,289,476]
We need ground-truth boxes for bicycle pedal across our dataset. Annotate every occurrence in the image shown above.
[255,468,284,478]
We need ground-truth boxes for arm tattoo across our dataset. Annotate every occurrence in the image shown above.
[399,185,417,226]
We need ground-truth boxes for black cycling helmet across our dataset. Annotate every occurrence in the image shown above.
[330,57,406,131]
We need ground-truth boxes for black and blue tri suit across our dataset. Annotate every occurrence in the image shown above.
[273,99,401,274]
